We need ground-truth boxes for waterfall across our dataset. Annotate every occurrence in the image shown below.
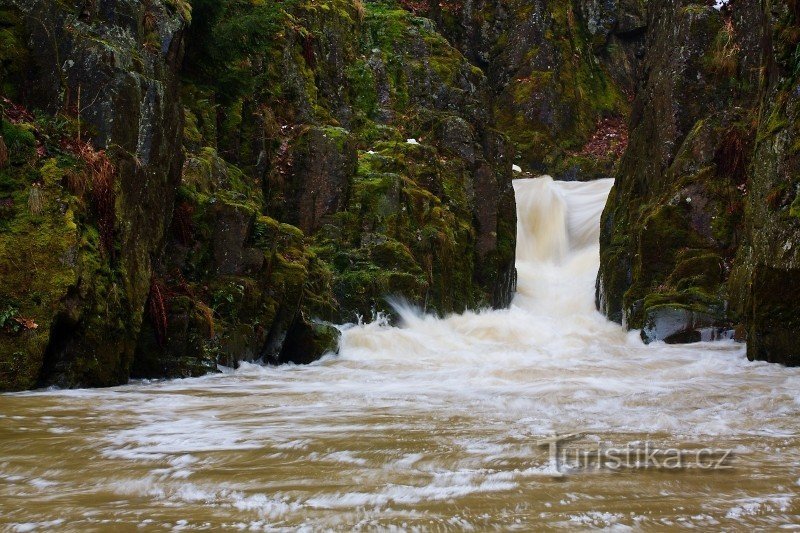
[512,176,614,317]
[340,175,623,360]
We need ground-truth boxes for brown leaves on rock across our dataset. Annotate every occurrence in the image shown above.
[398,0,462,14]
[0,96,34,124]
[399,0,428,14]
[302,33,316,68]
[574,116,629,160]
[63,139,117,255]
[1,315,38,334]
[14,317,38,331]
[714,126,751,185]
[2,97,117,254]
[1,97,45,161]
[172,201,196,245]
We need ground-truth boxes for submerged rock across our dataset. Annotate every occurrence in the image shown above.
[641,305,733,345]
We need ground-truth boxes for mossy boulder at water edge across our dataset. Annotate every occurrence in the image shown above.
[134,148,341,377]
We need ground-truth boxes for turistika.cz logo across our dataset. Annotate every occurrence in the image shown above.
[537,433,735,476]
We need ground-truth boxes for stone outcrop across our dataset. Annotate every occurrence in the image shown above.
[0,0,186,389]
[598,0,800,365]
[0,0,518,389]
[406,0,644,180]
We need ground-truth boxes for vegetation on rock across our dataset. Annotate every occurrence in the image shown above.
[598,0,800,364]
[0,0,519,389]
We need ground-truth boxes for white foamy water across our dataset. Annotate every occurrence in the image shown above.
[2,176,800,530]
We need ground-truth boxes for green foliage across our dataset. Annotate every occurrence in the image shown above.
[0,304,19,332]
[165,0,193,22]
[346,60,379,117]
[184,0,298,101]
[1,120,35,165]
[790,188,800,219]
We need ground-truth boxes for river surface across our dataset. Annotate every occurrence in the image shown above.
[2,177,800,530]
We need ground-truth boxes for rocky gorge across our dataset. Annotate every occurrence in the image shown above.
[0,0,799,391]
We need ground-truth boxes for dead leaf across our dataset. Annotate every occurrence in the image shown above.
[14,317,39,330]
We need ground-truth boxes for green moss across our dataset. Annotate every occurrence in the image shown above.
[347,60,379,117]
[489,0,629,173]
[183,106,203,147]
[760,94,790,141]
[0,148,82,390]
[0,7,30,99]
[165,0,192,22]
[168,0,514,355]
[790,188,800,219]
[1,120,36,165]
[666,251,724,293]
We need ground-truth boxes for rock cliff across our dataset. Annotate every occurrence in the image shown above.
[0,0,519,388]
[598,0,800,365]
[406,0,643,179]
[0,0,186,389]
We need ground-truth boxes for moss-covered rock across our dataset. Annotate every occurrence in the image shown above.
[0,0,187,390]
[729,1,800,364]
[178,0,517,328]
[598,0,800,363]
[134,146,338,375]
[0,0,515,391]
[404,0,640,178]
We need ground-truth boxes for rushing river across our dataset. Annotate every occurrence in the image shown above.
[2,177,800,530]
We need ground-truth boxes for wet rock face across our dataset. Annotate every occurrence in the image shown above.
[732,3,800,364]
[743,266,800,365]
[210,203,261,276]
[599,0,733,329]
[598,0,800,364]
[0,0,521,389]
[0,0,186,390]
[133,0,519,379]
[411,0,643,179]
[133,147,338,376]
[284,127,357,235]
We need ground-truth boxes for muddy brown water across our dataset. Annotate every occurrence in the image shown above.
[2,177,799,530]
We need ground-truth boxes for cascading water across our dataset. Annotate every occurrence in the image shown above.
[340,176,624,371]
[3,177,800,530]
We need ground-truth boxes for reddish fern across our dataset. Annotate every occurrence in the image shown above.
[64,140,117,255]
[172,201,195,245]
[148,278,169,348]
